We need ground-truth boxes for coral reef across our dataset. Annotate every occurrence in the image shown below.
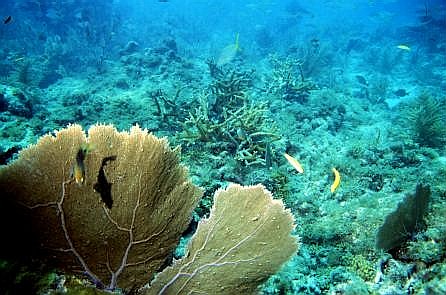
[376,184,431,252]
[180,97,279,166]
[179,65,280,168]
[0,125,297,294]
[0,84,35,118]
[209,66,254,114]
[0,124,202,290]
[267,54,317,103]
[146,184,298,294]
[404,93,446,148]
[1,2,445,294]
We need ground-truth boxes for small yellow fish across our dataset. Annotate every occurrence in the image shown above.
[70,143,94,185]
[397,44,411,51]
[72,160,85,184]
[330,167,341,193]
[217,33,241,66]
[284,153,304,174]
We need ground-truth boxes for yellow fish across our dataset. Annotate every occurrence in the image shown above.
[330,167,341,193]
[284,153,304,174]
[217,33,241,66]
[397,44,411,51]
[70,143,94,185]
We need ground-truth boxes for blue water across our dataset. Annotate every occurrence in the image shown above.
[2,1,445,65]
[1,0,445,294]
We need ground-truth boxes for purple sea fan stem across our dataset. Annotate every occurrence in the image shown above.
[60,178,104,288]
[108,173,143,290]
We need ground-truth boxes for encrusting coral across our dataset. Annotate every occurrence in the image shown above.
[0,124,298,293]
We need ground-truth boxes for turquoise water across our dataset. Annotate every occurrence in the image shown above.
[1,0,445,294]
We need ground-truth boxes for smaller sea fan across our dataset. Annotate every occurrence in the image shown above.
[405,93,446,147]
[376,184,431,251]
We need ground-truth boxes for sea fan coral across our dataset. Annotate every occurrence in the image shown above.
[0,125,298,294]
[0,124,202,290]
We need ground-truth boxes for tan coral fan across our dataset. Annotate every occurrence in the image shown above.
[0,124,202,290]
[147,183,299,295]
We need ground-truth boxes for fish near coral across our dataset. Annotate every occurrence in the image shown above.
[70,144,93,185]
[94,155,116,209]
[393,88,409,97]
[217,33,241,66]
[330,167,341,193]
[355,75,368,87]
[284,153,304,174]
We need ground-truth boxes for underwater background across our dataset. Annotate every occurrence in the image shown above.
[0,0,445,294]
